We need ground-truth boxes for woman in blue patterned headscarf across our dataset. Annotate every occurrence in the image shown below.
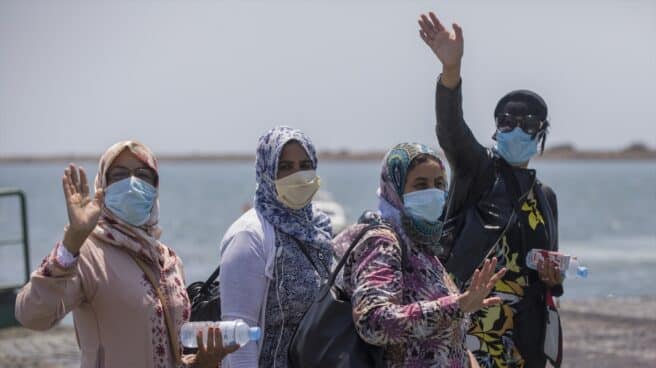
[219,126,333,368]
[254,126,332,246]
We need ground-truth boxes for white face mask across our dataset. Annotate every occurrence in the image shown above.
[275,170,321,210]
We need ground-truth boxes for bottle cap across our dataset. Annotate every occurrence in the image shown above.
[249,327,262,341]
[576,266,589,278]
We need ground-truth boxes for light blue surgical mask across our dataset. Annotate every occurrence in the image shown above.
[402,188,447,223]
[494,127,539,165]
[104,176,157,226]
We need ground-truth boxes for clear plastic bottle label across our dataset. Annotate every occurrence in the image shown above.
[526,249,570,271]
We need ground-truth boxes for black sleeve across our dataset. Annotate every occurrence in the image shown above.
[435,77,487,177]
[542,185,563,297]
[542,185,559,251]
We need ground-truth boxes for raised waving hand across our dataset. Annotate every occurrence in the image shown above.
[61,164,104,254]
[418,11,463,88]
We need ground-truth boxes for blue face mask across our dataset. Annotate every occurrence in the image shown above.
[104,176,157,226]
[402,188,447,223]
[494,127,539,165]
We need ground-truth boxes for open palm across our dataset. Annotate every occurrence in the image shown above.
[62,164,103,249]
[458,258,506,313]
[418,12,464,68]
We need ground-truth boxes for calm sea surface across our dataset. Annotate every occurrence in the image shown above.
[1,160,655,303]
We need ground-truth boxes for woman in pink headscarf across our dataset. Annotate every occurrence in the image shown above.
[16,140,238,367]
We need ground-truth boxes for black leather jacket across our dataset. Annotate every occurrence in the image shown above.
[435,79,563,298]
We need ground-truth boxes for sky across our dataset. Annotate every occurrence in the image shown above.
[1,0,655,156]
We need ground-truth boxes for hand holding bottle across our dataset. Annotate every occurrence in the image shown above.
[526,249,588,285]
[192,327,240,368]
[181,320,261,349]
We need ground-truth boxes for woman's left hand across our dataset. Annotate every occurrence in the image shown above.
[537,260,563,288]
[194,327,240,368]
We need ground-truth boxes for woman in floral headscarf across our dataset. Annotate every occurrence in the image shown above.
[219,126,333,368]
[332,142,506,368]
[16,140,237,368]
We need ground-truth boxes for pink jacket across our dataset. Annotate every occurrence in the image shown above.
[16,240,191,368]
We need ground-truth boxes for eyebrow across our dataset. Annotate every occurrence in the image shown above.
[109,165,152,170]
[279,159,312,164]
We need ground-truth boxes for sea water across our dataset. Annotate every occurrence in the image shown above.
[1,160,654,303]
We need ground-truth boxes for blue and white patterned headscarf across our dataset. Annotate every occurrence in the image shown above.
[377,142,447,250]
[255,126,332,248]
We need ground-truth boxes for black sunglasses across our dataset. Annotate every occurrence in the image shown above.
[496,113,549,136]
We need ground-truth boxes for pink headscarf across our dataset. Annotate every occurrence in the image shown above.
[90,140,172,270]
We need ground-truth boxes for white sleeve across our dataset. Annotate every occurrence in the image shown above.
[219,230,268,368]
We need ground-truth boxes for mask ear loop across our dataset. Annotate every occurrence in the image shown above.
[273,244,285,368]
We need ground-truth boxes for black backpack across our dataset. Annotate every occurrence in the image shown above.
[288,217,407,368]
[183,265,221,353]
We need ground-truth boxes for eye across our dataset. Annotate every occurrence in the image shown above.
[107,169,128,180]
[414,182,428,190]
[135,168,157,184]
[300,161,313,170]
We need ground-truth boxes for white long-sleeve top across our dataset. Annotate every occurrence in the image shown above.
[218,209,276,368]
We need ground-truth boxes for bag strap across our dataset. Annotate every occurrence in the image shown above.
[498,157,538,253]
[327,224,406,289]
[199,264,221,295]
[130,254,182,364]
[290,236,330,277]
[439,150,511,262]
[462,159,534,287]
[496,158,525,212]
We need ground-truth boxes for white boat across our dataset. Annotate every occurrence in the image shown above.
[241,191,348,236]
[313,191,347,236]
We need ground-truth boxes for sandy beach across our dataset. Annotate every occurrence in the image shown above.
[0,297,654,368]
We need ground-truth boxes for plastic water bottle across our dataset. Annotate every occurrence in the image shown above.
[180,319,262,348]
[566,257,589,279]
[525,249,589,279]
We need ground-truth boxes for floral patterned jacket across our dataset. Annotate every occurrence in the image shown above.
[333,224,471,368]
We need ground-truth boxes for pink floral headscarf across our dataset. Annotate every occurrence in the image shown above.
[90,140,172,270]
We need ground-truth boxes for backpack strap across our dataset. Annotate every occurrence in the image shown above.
[535,181,558,252]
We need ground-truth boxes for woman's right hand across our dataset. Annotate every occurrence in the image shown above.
[195,327,240,368]
[418,11,463,88]
[457,258,506,314]
[61,164,104,254]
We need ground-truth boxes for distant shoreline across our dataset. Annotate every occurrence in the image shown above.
[1,144,655,163]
